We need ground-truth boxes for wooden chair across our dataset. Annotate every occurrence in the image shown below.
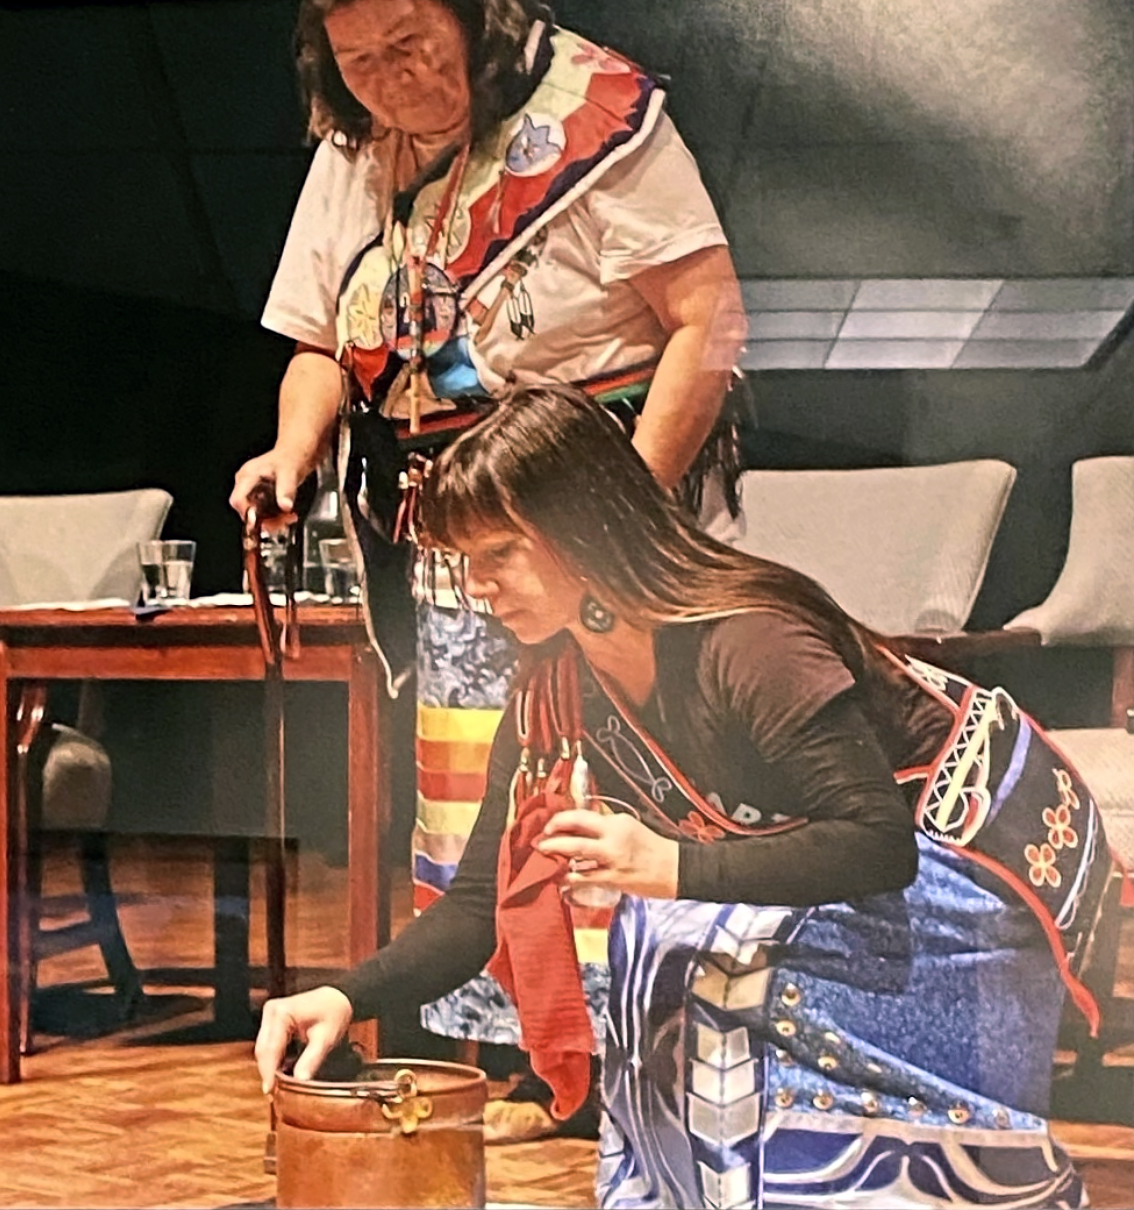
[1002,456,1134,1121]
[0,488,172,1052]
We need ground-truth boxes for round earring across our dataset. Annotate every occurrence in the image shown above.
[580,593,616,634]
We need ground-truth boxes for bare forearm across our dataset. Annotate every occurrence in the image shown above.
[633,342,731,487]
[629,245,747,488]
[276,347,344,477]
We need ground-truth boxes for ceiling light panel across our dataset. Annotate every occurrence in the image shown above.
[952,341,1099,369]
[740,340,833,370]
[972,311,1127,340]
[740,280,858,310]
[990,279,1134,311]
[826,340,965,370]
[740,278,1134,369]
[747,311,844,340]
[838,310,983,340]
[851,279,1002,310]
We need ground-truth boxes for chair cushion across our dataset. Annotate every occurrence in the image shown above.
[41,724,112,830]
[731,461,1016,634]
[1049,728,1134,864]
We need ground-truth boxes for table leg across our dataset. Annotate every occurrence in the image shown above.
[213,835,254,1036]
[264,671,287,999]
[0,647,17,1083]
[16,685,48,1058]
[347,646,388,1059]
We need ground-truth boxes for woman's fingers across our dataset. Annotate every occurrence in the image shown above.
[537,834,607,863]
[254,1001,296,1094]
[540,809,608,839]
[291,1024,340,1082]
[253,987,353,1093]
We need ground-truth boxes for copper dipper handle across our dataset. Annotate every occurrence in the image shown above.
[242,482,301,664]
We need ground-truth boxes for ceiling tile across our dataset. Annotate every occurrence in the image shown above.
[851,279,1002,310]
[739,341,833,370]
[740,280,857,310]
[972,310,1128,340]
[990,279,1134,311]
[953,340,1098,368]
[747,311,845,340]
[839,310,982,340]
[826,340,963,369]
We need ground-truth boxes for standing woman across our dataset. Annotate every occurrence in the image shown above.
[230,0,746,1116]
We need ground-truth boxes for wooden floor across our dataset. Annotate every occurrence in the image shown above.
[2,838,1132,1209]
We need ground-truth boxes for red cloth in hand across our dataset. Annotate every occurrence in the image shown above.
[486,786,593,1121]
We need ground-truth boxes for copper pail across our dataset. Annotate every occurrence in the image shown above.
[272,1059,487,1209]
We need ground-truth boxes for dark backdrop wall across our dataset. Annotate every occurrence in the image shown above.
[2,0,1131,853]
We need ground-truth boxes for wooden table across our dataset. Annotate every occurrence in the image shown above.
[0,603,391,1083]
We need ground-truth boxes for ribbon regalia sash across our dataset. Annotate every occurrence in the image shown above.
[891,653,1113,1032]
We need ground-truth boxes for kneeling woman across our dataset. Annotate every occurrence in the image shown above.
[257,385,1114,1209]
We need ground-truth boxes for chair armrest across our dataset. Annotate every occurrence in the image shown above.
[895,627,1042,667]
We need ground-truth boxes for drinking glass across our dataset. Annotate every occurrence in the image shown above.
[136,540,196,605]
[319,538,360,603]
[260,530,290,595]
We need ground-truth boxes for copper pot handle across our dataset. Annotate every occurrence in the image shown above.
[351,1069,434,1135]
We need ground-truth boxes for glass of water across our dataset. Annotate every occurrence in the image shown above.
[319,538,360,604]
[260,530,290,596]
[136,539,196,606]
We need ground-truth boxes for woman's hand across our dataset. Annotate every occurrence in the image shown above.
[536,810,680,900]
[254,985,354,1094]
[229,447,307,528]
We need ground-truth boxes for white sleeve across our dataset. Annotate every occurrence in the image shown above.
[261,141,379,351]
[584,111,729,287]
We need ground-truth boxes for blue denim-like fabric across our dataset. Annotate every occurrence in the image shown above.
[596,840,1086,1209]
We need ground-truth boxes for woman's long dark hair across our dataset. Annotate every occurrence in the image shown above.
[417,384,904,685]
[295,0,549,151]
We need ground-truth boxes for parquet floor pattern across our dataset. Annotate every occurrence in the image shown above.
[2,839,1131,1209]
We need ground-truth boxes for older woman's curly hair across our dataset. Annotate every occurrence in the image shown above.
[295,0,550,152]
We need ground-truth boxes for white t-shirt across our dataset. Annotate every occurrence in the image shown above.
[261,111,728,388]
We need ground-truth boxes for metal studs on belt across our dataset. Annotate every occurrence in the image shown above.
[817,1053,838,1072]
[812,1091,835,1111]
[907,1098,927,1117]
[948,1103,972,1125]
[780,983,802,1007]
[861,1091,880,1116]
[994,1108,1010,1129]
[774,1048,795,1067]
[774,1019,797,1038]
[774,1088,795,1109]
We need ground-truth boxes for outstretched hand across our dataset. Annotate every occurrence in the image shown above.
[254,986,354,1094]
[536,809,680,900]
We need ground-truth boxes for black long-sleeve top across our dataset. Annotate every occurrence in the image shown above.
[332,611,952,1021]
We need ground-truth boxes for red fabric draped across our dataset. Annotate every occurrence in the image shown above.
[486,779,593,1120]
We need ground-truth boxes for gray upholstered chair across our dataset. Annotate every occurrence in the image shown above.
[730,459,1017,635]
[1004,456,1134,1112]
[0,488,173,1051]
